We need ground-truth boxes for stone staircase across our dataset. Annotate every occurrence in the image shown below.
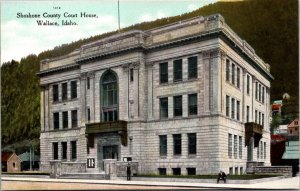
[59,172,109,180]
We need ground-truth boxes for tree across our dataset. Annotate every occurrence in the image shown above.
[270,115,282,134]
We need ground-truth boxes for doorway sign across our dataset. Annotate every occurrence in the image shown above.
[87,158,95,168]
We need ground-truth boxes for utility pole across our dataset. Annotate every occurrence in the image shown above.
[118,0,120,32]
[29,146,32,171]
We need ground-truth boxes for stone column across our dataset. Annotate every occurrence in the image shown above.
[202,51,211,114]
[80,73,87,126]
[242,68,247,123]
[88,72,95,122]
[44,85,50,131]
[40,86,45,132]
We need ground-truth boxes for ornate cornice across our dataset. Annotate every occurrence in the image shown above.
[37,63,79,77]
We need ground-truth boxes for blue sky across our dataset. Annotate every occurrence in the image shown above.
[1,0,219,63]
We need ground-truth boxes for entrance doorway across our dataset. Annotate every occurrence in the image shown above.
[103,145,118,160]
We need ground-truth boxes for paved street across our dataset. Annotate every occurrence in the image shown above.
[1,181,200,190]
[1,176,299,190]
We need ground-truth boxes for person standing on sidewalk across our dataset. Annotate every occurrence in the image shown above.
[126,163,131,181]
[217,170,227,183]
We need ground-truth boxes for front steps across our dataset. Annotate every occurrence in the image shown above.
[59,172,109,180]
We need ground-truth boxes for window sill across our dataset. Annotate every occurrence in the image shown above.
[159,156,167,159]
[188,154,196,158]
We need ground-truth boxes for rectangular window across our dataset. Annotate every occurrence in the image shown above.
[53,142,58,160]
[226,95,230,117]
[255,82,258,100]
[130,68,134,82]
[264,142,266,159]
[187,168,196,175]
[71,141,77,160]
[188,133,197,155]
[172,168,181,175]
[240,167,243,175]
[173,59,182,82]
[159,97,168,119]
[257,142,260,159]
[71,110,78,128]
[255,110,257,123]
[237,67,240,88]
[173,134,181,155]
[53,84,59,102]
[158,168,166,175]
[234,135,237,159]
[247,75,250,94]
[226,59,230,81]
[236,101,240,121]
[239,136,242,159]
[260,141,263,159]
[62,82,67,101]
[231,98,235,119]
[173,95,182,117]
[188,94,197,115]
[246,106,250,122]
[61,142,67,160]
[258,84,261,101]
[87,108,90,121]
[262,86,265,103]
[159,135,167,156]
[231,63,235,85]
[262,113,264,127]
[259,112,261,125]
[62,111,68,129]
[159,62,168,84]
[87,77,90,89]
[228,134,232,158]
[53,112,59,130]
[188,56,197,79]
[71,81,77,99]
[235,167,238,175]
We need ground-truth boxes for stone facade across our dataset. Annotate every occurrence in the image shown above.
[38,14,273,175]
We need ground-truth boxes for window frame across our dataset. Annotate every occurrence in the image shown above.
[188,133,197,155]
[61,142,67,160]
[71,110,78,128]
[188,56,198,79]
[53,84,59,102]
[62,82,68,101]
[159,97,168,119]
[53,112,59,130]
[159,62,168,84]
[62,111,68,129]
[188,94,197,116]
[173,134,182,155]
[173,95,182,117]
[71,80,77,99]
[159,135,167,157]
[53,142,58,160]
[71,141,77,160]
[173,59,183,82]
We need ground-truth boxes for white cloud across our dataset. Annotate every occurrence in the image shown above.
[1,15,120,63]
[187,4,199,11]
[139,11,168,22]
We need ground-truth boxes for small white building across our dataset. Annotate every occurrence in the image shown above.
[38,14,273,176]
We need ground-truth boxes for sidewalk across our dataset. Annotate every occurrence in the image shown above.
[2,176,299,190]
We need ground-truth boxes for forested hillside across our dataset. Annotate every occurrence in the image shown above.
[1,0,298,151]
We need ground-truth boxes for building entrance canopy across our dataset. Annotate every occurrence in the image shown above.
[85,121,128,146]
[245,122,263,147]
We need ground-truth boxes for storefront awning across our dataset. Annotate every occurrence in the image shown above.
[245,122,263,147]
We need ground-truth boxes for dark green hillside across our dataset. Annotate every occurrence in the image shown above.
[1,0,298,150]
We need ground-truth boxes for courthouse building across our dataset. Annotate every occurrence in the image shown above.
[38,14,273,175]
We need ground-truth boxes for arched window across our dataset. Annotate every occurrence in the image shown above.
[101,70,118,122]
